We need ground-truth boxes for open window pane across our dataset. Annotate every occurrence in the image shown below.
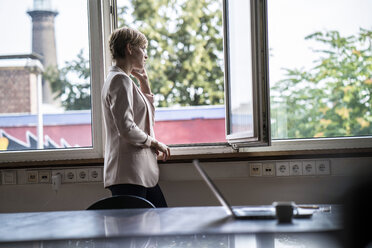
[0,0,92,151]
[223,0,270,148]
[269,0,372,140]
[226,0,254,137]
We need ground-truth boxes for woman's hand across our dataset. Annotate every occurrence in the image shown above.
[151,140,171,161]
[131,68,148,83]
[132,68,151,95]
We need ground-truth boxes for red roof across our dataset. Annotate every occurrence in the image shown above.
[0,106,226,150]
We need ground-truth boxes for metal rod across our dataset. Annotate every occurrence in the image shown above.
[111,0,118,31]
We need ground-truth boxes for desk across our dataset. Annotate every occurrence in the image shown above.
[0,205,343,247]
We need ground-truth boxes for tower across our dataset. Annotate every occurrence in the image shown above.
[27,0,59,107]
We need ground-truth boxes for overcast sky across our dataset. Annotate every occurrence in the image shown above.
[0,0,370,84]
[268,0,372,85]
[0,0,89,67]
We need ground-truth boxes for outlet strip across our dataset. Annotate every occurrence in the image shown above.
[0,167,103,186]
[249,160,331,177]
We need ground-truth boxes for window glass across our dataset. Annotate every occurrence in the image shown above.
[0,0,92,151]
[223,0,270,148]
[117,0,226,145]
[225,0,254,136]
[268,0,372,139]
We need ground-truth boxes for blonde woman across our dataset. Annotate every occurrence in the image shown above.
[101,27,170,207]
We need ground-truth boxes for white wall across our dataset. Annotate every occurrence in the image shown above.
[0,157,371,213]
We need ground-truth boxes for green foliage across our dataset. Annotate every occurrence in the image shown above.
[44,50,91,110]
[48,0,224,109]
[271,28,372,139]
[119,0,224,107]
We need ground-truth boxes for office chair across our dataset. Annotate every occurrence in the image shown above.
[87,195,155,210]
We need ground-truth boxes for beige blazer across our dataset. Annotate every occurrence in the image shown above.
[101,66,158,188]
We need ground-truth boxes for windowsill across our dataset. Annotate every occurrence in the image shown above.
[1,136,371,168]
[164,136,372,162]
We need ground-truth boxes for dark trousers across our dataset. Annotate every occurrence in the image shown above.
[108,183,168,208]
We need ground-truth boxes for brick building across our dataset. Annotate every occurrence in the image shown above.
[0,56,43,114]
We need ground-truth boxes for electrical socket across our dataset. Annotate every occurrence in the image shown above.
[89,168,103,182]
[289,161,303,176]
[316,160,331,175]
[262,163,275,176]
[26,171,38,183]
[249,163,262,176]
[2,170,17,185]
[76,169,89,182]
[64,169,77,183]
[303,161,316,175]
[39,170,51,183]
[276,162,289,176]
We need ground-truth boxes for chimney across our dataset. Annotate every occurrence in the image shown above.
[27,0,60,107]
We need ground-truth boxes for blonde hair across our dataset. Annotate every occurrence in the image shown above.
[109,27,148,60]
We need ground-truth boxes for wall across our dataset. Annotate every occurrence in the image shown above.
[0,157,371,213]
[0,68,35,113]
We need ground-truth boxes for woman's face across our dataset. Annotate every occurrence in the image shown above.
[132,45,148,70]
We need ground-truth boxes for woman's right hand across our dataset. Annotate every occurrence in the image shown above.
[151,140,171,161]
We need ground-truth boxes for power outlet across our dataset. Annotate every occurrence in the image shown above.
[89,168,103,182]
[276,162,289,176]
[26,171,38,183]
[316,160,331,175]
[64,169,77,183]
[76,169,89,182]
[39,170,51,183]
[262,163,275,176]
[289,161,303,176]
[249,163,262,176]
[303,161,316,176]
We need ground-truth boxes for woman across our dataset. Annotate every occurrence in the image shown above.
[101,27,170,207]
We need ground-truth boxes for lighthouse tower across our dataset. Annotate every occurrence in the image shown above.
[27,0,60,107]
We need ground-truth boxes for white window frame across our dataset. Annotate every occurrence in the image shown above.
[223,0,270,149]
[169,136,372,156]
[0,0,108,163]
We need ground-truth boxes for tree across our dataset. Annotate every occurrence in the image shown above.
[119,0,224,107]
[47,0,224,110]
[43,49,91,110]
[271,28,372,139]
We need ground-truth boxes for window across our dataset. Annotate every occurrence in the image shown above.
[1,0,370,164]
[116,0,270,148]
[223,0,270,148]
[0,0,106,162]
[115,0,371,153]
[268,0,372,140]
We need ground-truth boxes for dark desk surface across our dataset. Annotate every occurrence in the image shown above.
[0,205,341,244]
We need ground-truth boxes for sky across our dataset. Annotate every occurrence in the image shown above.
[268,0,372,84]
[0,0,89,67]
[0,0,371,82]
